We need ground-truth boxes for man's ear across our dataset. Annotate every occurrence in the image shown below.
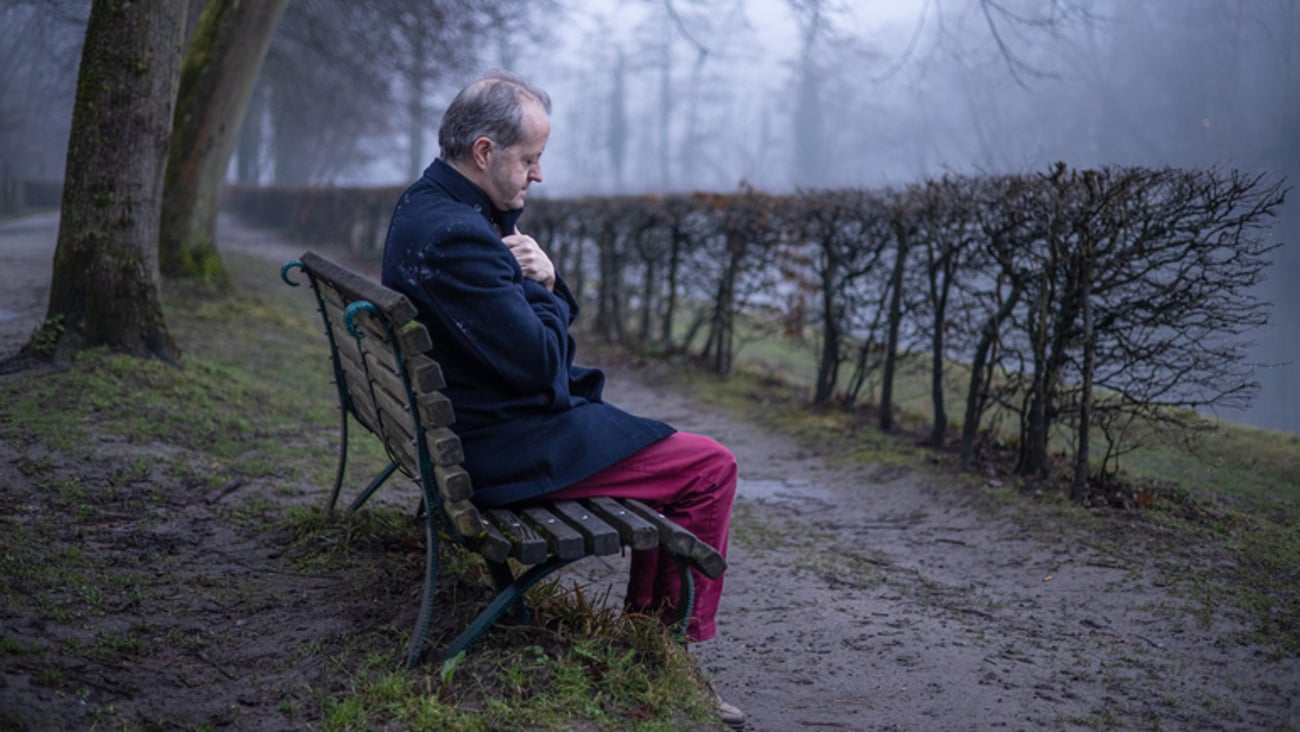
[470,136,494,171]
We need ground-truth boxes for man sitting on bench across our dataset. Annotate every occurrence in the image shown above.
[380,70,744,730]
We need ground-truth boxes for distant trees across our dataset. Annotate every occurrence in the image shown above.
[0,2,84,211]
[240,0,553,188]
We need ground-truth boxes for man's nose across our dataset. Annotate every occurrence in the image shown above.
[531,163,543,183]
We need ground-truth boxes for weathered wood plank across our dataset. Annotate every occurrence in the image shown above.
[353,310,432,356]
[423,427,463,467]
[302,251,418,325]
[359,348,454,427]
[585,497,658,551]
[328,318,367,376]
[485,509,548,565]
[550,500,620,556]
[445,498,488,542]
[416,392,456,429]
[433,463,472,503]
[405,354,446,392]
[520,506,585,560]
[474,519,512,564]
[622,499,726,579]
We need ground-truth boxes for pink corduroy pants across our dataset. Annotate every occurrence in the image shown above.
[542,431,736,642]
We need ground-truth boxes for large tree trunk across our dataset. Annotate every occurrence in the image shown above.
[34,0,187,365]
[159,0,289,285]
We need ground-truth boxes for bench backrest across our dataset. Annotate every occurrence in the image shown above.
[290,251,485,539]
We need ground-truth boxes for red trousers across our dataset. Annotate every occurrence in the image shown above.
[543,432,736,642]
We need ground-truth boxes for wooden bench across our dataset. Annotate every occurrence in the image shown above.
[281,251,725,669]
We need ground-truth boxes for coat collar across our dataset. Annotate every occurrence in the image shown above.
[424,158,524,235]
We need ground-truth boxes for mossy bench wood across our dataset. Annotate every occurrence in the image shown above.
[282,251,725,669]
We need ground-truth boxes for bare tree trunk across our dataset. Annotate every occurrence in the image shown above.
[703,236,740,375]
[880,222,910,431]
[1071,247,1095,500]
[35,0,186,364]
[660,227,683,350]
[595,222,625,343]
[960,280,1022,470]
[640,254,656,344]
[159,0,289,285]
[813,248,840,404]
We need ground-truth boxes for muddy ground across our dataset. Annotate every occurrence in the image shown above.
[1,212,1297,731]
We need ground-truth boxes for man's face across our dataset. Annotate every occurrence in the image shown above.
[482,99,549,211]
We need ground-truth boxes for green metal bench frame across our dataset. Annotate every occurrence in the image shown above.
[282,251,725,669]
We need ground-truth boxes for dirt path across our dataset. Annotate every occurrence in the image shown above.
[2,213,1297,731]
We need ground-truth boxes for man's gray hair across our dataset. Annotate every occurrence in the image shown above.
[438,70,552,164]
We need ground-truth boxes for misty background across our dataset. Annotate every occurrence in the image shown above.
[2,0,1295,434]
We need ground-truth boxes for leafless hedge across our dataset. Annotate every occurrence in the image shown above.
[226,164,1287,497]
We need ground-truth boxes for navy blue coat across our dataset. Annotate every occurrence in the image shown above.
[382,159,674,507]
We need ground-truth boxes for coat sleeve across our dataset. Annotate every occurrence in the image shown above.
[408,218,578,405]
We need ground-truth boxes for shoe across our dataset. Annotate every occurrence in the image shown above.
[716,695,745,730]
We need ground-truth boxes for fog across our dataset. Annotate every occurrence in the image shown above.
[1,0,1294,434]
[535,0,1300,436]
[509,0,1300,435]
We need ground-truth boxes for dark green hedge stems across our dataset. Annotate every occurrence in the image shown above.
[226,164,1286,498]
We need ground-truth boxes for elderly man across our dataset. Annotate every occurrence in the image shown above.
[381,70,743,729]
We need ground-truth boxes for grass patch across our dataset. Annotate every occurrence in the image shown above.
[310,579,717,732]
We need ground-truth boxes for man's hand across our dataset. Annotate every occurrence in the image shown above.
[503,228,556,292]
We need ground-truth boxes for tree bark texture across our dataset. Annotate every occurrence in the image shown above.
[159,0,289,284]
[40,0,187,364]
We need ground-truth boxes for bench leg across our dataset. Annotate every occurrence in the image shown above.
[487,561,532,626]
[347,460,399,512]
[671,556,696,642]
[437,558,578,664]
[326,407,350,513]
[403,501,441,669]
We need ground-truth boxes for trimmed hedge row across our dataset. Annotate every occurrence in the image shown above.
[223,164,1287,498]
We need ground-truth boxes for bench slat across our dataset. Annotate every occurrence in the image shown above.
[349,327,455,429]
[318,278,432,359]
[423,427,465,466]
[362,347,454,429]
[353,308,433,356]
[584,497,658,551]
[444,498,488,541]
[433,463,472,502]
[475,520,513,564]
[550,500,620,556]
[485,509,549,565]
[342,370,382,434]
[405,354,446,393]
[519,506,586,560]
[302,251,419,325]
[622,499,727,580]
